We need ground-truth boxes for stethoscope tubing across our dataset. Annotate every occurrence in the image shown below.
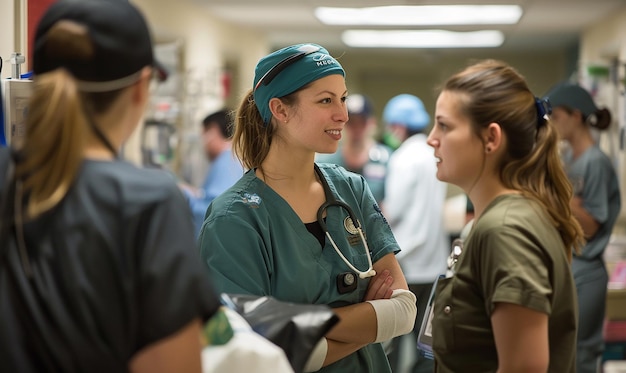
[315,165,376,279]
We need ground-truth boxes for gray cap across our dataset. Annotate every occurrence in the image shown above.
[543,83,598,117]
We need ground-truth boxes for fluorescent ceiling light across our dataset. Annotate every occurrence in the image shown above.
[342,30,505,48]
[316,5,522,26]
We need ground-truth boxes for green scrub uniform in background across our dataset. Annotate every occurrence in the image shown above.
[200,163,400,373]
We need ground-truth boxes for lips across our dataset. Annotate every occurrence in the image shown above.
[325,129,342,141]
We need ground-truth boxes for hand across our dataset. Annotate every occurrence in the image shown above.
[363,269,393,301]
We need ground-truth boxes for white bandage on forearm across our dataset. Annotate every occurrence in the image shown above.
[366,289,417,343]
[303,337,328,372]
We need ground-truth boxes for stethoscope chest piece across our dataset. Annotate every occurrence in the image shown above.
[343,216,359,234]
[337,272,358,294]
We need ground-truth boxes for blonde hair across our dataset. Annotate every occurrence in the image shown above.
[15,70,87,218]
[14,20,124,219]
[443,60,584,257]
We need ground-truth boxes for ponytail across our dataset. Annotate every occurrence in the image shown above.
[502,119,584,257]
[232,89,275,170]
[15,69,87,219]
[590,108,611,130]
[444,59,584,258]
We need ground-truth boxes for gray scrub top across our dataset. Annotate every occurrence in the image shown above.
[566,145,621,274]
[200,163,400,373]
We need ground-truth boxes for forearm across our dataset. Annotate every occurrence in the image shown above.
[326,302,377,343]
[324,339,367,367]
[326,289,417,344]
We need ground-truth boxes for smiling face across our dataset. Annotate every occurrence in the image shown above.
[278,74,348,155]
[427,90,486,191]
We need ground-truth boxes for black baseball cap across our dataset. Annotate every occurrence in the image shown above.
[543,83,598,117]
[33,0,165,92]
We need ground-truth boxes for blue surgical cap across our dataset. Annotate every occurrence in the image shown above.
[253,43,345,125]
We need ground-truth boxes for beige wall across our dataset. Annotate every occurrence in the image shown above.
[337,49,569,127]
[132,0,269,121]
[0,0,27,80]
[124,0,270,167]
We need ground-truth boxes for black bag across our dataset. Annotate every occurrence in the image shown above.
[221,293,339,373]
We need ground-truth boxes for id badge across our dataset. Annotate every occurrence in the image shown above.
[416,274,444,360]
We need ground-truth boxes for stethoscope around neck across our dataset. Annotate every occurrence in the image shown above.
[315,166,376,279]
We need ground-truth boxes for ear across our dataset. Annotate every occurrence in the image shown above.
[268,97,289,123]
[483,122,503,154]
[131,67,153,104]
[572,109,585,123]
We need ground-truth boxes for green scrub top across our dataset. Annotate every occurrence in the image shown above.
[199,163,400,373]
[432,194,577,373]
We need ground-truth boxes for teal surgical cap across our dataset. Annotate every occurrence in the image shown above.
[253,43,345,125]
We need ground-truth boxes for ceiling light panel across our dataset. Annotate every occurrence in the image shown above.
[342,30,505,48]
[316,5,522,26]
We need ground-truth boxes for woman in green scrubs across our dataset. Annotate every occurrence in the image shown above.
[199,43,417,372]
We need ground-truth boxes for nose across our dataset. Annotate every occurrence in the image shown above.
[426,128,438,148]
[335,102,349,123]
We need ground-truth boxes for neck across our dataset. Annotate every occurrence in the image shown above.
[258,147,317,188]
[568,130,594,159]
[467,177,518,221]
[84,128,118,160]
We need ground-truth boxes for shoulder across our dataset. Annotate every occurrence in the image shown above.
[478,195,542,227]
[317,162,365,185]
[473,195,560,245]
[205,170,267,220]
[587,146,616,172]
[80,160,183,209]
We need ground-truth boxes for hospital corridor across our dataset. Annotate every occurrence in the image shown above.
[2,0,626,372]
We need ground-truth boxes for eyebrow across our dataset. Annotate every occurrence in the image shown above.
[314,89,348,97]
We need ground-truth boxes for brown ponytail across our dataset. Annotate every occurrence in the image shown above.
[232,89,276,170]
[590,108,611,130]
[443,60,584,257]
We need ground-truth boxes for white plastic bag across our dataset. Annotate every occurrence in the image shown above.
[201,307,294,373]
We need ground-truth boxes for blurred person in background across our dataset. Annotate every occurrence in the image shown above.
[382,94,448,373]
[544,82,621,373]
[179,109,243,236]
[0,0,220,372]
[316,94,392,205]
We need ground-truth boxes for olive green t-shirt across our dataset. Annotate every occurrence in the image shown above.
[432,194,577,373]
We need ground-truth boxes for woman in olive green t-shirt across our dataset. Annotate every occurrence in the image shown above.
[426,60,583,373]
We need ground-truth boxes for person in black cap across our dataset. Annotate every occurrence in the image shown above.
[0,0,220,372]
[316,94,392,204]
[544,82,621,373]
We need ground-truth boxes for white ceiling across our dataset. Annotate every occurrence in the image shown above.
[192,0,626,52]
